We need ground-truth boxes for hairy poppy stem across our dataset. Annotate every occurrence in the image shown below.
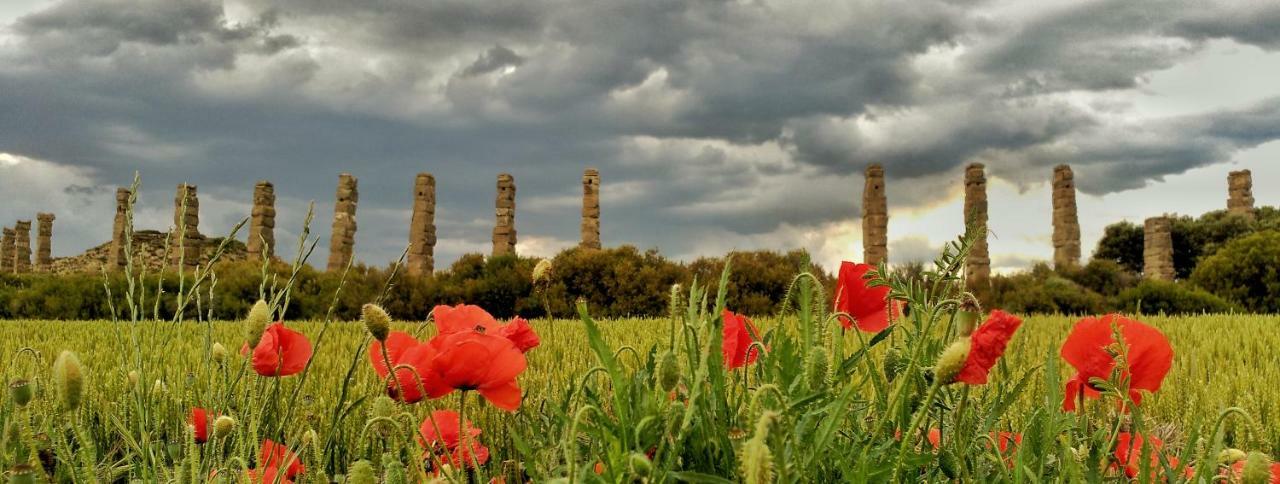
[891,379,943,483]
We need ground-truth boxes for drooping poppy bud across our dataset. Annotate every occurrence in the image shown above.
[740,411,776,484]
[1221,448,1248,465]
[1243,452,1273,484]
[656,350,680,392]
[9,464,37,484]
[212,343,229,365]
[347,460,376,484]
[245,300,272,347]
[213,416,236,439]
[805,346,829,391]
[9,379,33,407]
[362,304,392,342]
[52,351,84,411]
[628,452,653,475]
[883,348,905,382]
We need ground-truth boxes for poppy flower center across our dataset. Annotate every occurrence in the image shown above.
[473,325,487,334]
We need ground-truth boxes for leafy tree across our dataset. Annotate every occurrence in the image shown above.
[1190,230,1280,313]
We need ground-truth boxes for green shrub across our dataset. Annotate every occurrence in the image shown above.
[1189,230,1280,313]
[1114,279,1238,314]
[687,250,833,316]
[991,264,1106,314]
[1062,259,1139,296]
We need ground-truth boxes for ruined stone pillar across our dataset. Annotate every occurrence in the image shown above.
[171,184,202,271]
[963,163,991,298]
[862,164,888,265]
[407,173,436,276]
[1052,165,1081,269]
[1228,170,1255,219]
[12,221,31,273]
[35,213,54,272]
[327,173,358,272]
[0,228,13,273]
[247,180,276,260]
[492,173,517,256]
[581,168,601,249]
[1143,216,1175,281]
[110,188,132,269]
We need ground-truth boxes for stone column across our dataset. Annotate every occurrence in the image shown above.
[110,187,132,269]
[1052,165,1081,269]
[1228,170,1255,219]
[1,228,13,273]
[492,173,517,256]
[35,213,54,272]
[407,173,436,276]
[963,163,991,298]
[12,221,31,273]
[247,180,276,260]
[327,173,358,272]
[171,184,202,271]
[862,164,888,265]
[1143,216,1175,281]
[581,168,601,249]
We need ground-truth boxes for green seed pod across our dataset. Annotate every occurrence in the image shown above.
[933,338,972,386]
[805,347,830,391]
[9,464,37,484]
[954,310,979,337]
[211,343,228,365]
[347,460,377,484]
[382,452,406,484]
[740,412,777,484]
[9,379,33,407]
[532,259,553,284]
[212,416,235,439]
[52,351,84,411]
[245,300,272,348]
[1220,448,1247,465]
[361,304,392,342]
[883,348,904,382]
[371,395,396,419]
[628,452,653,475]
[939,450,960,479]
[1243,452,1273,484]
[656,350,680,392]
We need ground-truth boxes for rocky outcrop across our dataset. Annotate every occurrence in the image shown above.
[50,231,247,274]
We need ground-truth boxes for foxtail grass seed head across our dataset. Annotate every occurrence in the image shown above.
[211,343,228,364]
[805,346,830,391]
[740,412,777,484]
[347,460,376,484]
[657,350,680,392]
[303,428,320,448]
[668,283,683,321]
[52,351,83,411]
[934,338,972,386]
[382,452,407,484]
[1220,448,1248,465]
[1243,452,1273,484]
[212,416,236,439]
[9,379,33,407]
[245,299,271,347]
[532,258,553,284]
[361,304,392,342]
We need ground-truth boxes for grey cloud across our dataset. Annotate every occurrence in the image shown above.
[460,45,524,77]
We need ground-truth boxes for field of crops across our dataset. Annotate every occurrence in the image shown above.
[1,309,1278,482]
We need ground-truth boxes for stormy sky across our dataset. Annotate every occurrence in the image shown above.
[1,0,1279,273]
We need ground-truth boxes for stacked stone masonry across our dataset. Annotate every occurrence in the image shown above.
[1052,165,1081,268]
[247,180,276,260]
[36,213,54,272]
[493,173,517,256]
[581,168,601,249]
[171,184,202,271]
[110,187,132,268]
[1,228,13,273]
[328,174,359,272]
[12,221,31,273]
[1143,216,1175,281]
[862,164,888,265]
[963,163,991,299]
[1228,170,1254,219]
[407,173,437,276]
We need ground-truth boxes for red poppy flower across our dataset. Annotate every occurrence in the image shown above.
[418,410,490,467]
[1114,432,1183,480]
[260,439,304,479]
[244,467,292,484]
[434,304,540,353]
[421,331,526,411]
[989,432,1021,454]
[722,310,762,369]
[834,262,898,333]
[251,323,313,377]
[369,331,420,379]
[954,310,1023,385]
[1060,314,1173,411]
[927,428,941,449]
[1227,461,1280,484]
[190,407,209,444]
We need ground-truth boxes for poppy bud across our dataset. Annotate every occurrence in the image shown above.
[382,452,406,484]
[52,351,84,411]
[1218,448,1249,463]
[211,343,228,364]
[532,259,553,284]
[211,416,235,439]
[628,452,653,475]
[245,300,271,347]
[740,412,777,484]
[883,348,905,382]
[1243,452,1273,484]
[805,346,829,391]
[933,339,972,386]
[127,370,139,388]
[347,460,376,484]
[656,350,680,392]
[361,304,392,342]
[9,464,36,484]
[370,395,396,420]
[303,428,319,448]
[9,379,33,407]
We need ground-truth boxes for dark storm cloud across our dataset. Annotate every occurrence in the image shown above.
[2,0,1280,268]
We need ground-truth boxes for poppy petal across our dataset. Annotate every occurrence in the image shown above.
[477,380,522,412]
[434,304,500,335]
